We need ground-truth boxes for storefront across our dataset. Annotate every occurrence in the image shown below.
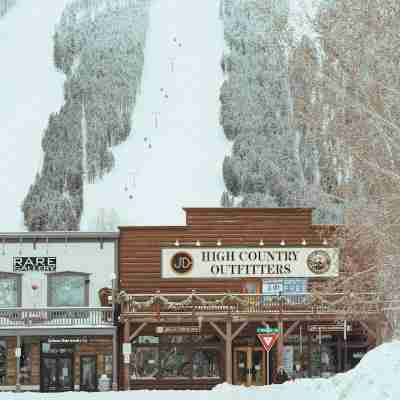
[118,208,381,389]
[0,232,118,392]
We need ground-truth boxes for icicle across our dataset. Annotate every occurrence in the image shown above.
[2,239,5,256]
[344,320,347,341]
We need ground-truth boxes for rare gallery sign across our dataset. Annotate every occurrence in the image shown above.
[161,247,339,279]
[13,256,57,272]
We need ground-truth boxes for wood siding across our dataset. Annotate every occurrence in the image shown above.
[119,208,337,294]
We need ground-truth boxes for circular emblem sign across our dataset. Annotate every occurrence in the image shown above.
[171,252,193,274]
[307,250,331,274]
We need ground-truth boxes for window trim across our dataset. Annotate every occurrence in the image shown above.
[0,272,22,307]
[47,271,90,307]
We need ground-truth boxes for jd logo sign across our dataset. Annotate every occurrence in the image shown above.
[171,252,193,274]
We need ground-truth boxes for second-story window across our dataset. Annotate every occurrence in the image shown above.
[0,272,21,307]
[47,272,90,307]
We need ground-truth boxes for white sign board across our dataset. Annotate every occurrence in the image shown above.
[161,247,339,279]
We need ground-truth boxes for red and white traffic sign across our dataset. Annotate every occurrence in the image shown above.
[257,333,279,352]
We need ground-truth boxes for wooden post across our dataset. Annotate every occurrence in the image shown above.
[337,335,342,373]
[226,320,232,384]
[277,320,284,369]
[123,321,130,390]
[16,336,21,392]
[307,326,311,377]
[112,330,118,391]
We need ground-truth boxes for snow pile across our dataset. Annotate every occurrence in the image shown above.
[0,342,399,399]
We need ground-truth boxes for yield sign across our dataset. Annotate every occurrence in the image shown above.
[257,333,279,352]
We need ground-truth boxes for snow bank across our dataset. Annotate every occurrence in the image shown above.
[0,342,399,399]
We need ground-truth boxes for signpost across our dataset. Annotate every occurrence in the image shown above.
[257,328,280,385]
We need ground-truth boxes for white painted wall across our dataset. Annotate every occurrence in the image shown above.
[0,241,115,307]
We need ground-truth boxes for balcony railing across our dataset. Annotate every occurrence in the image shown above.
[0,307,113,329]
[120,292,382,318]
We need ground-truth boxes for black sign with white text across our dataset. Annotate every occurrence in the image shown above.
[13,257,56,272]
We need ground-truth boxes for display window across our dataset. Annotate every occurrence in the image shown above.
[130,335,221,382]
[0,272,21,307]
[47,272,89,307]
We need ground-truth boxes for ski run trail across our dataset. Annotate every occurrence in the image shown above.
[81,0,230,229]
[0,0,71,231]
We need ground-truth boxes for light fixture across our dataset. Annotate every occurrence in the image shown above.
[302,239,307,246]
[174,239,180,247]
[259,239,264,246]
[195,240,201,247]
[322,238,328,245]
[217,239,222,246]
[280,240,285,246]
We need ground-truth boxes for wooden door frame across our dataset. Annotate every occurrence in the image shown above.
[233,346,266,386]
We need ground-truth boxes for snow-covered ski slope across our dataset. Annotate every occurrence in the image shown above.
[0,0,70,231]
[81,0,230,229]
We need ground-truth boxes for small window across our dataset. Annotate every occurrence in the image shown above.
[0,272,21,307]
[47,272,89,307]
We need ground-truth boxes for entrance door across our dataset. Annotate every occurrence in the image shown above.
[234,347,266,386]
[41,355,73,392]
[80,355,97,391]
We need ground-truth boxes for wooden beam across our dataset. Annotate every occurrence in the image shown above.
[124,320,130,341]
[232,321,248,341]
[226,320,232,384]
[210,321,227,341]
[283,321,300,340]
[129,322,147,342]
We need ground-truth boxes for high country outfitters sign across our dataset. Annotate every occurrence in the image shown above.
[161,247,339,279]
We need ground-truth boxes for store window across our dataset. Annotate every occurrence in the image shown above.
[131,347,159,379]
[130,335,222,382]
[47,272,89,307]
[0,340,6,384]
[159,347,191,378]
[192,349,220,378]
[0,272,21,307]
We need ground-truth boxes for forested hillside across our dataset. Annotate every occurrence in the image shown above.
[22,0,150,230]
[0,0,16,17]
[219,0,342,223]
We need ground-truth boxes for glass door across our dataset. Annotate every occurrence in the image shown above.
[80,355,97,391]
[234,347,266,386]
[250,348,266,385]
[42,357,58,392]
[234,348,248,386]
[59,356,74,391]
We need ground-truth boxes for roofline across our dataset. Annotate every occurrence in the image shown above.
[119,226,187,230]
[0,232,119,240]
[183,207,315,212]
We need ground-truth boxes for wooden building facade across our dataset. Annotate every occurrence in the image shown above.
[119,208,383,390]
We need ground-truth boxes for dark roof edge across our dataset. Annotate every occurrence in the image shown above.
[183,207,314,213]
[0,232,119,240]
[119,226,187,230]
